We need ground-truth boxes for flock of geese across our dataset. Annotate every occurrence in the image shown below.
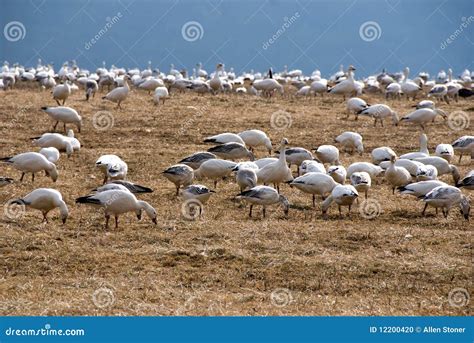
[0,60,473,228]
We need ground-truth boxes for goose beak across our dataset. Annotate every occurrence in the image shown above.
[152,218,157,224]
[62,218,67,224]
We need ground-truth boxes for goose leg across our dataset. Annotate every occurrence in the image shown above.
[42,212,48,223]
[32,173,35,182]
[20,172,25,182]
[312,195,315,207]
[249,205,253,217]
[105,215,110,230]
[458,154,462,164]
[56,99,61,106]
[214,180,217,189]
[53,121,59,131]
[115,215,119,229]
[365,191,368,199]
[175,185,180,196]
[338,205,342,218]
[422,203,428,216]
[263,206,266,218]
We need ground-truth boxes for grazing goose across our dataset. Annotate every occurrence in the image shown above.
[413,156,460,184]
[163,164,194,195]
[235,168,258,192]
[435,144,454,162]
[358,104,399,127]
[11,188,68,223]
[400,108,447,130]
[153,86,169,105]
[32,130,80,157]
[179,151,216,169]
[452,135,474,163]
[371,147,396,165]
[1,152,58,182]
[327,165,347,184]
[347,162,383,180]
[139,78,163,94]
[398,180,448,197]
[379,159,424,177]
[252,69,284,97]
[328,65,357,99]
[290,172,337,207]
[238,129,272,154]
[52,82,71,105]
[416,164,438,181]
[76,190,157,229]
[385,156,412,193]
[385,82,402,100]
[401,67,422,100]
[85,79,98,101]
[96,154,128,184]
[414,100,435,109]
[234,161,259,171]
[335,131,364,155]
[428,84,449,103]
[0,177,14,187]
[94,180,153,194]
[182,184,215,205]
[457,170,474,190]
[39,147,60,163]
[208,142,254,161]
[102,75,130,108]
[204,133,245,145]
[193,159,237,188]
[399,134,429,159]
[254,157,278,169]
[275,147,313,174]
[321,184,359,218]
[314,145,340,165]
[350,172,371,199]
[256,138,293,192]
[299,160,326,175]
[422,186,470,220]
[41,106,82,133]
[346,97,368,119]
[237,186,289,218]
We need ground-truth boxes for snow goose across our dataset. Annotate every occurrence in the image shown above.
[238,129,272,154]
[446,69,462,101]
[310,78,328,96]
[39,147,60,163]
[252,69,284,97]
[234,161,259,171]
[275,147,313,174]
[327,165,347,184]
[290,172,337,206]
[321,184,358,218]
[414,156,460,184]
[401,67,422,100]
[299,160,326,175]
[350,172,371,199]
[52,82,71,105]
[85,79,98,101]
[428,84,449,103]
[208,142,254,161]
[385,82,402,100]
[398,180,448,197]
[414,100,435,109]
[94,180,153,194]
[435,144,454,162]
[235,168,258,192]
[335,131,363,155]
[314,145,340,165]
[452,136,474,163]
[237,186,289,218]
[163,164,194,195]
[254,157,278,169]
[358,104,399,127]
[76,190,157,229]
[41,106,82,133]
[379,159,423,177]
[139,78,163,94]
[193,159,237,188]
[102,75,130,108]
[256,138,293,192]
[347,162,383,180]
[95,154,127,184]
[0,177,14,187]
[209,63,223,94]
[400,108,447,130]
[0,152,58,182]
[153,86,169,105]
[181,184,215,217]
[328,65,357,99]
[385,156,412,193]
[457,170,474,190]
[32,130,80,157]
[416,164,438,181]
[422,186,470,220]
[399,134,429,159]
[346,97,368,119]
[372,147,396,165]
[179,151,216,169]
[11,188,68,223]
[204,133,245,145]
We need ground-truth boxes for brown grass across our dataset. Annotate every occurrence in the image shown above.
[0,84,472,316]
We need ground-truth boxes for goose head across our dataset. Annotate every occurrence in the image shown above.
[279,194,290,216]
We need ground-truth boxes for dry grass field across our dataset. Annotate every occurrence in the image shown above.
[0,84,472,316]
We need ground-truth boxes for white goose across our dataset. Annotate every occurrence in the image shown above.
[256,138,293,192]
[32,130,80,157]
[379,159,424,177]
[321,184,359,218]
[385,82,402,100]
[96,154,127,184]
[76,190,157,229]
[193,159,237,188]
[238,129,272,154]
[400,108,447,130]
[41,106,82,133]
[358,104,399,127]
[416,164,438,181]
[452,135,474,163]
[422,186,470,220]
[290,172,337,206]
[327,165,347,184]
[385,156,412,193]
[235,168,258,192]
[346,97,369,119]
[414,156,460,184]
[335,131,363,155]
[204,132,245,145]
[39,147,60,163]
[209,63,223,94]
[399,134,429,159]
[371,147,396,165]
[12,188,68,223]
[398,180,448,197]
[102,75,130,108]
[328,65,357,99]
[179,152,216,169]
[401,67,422,100]
[181,184,215,217]
[94,180,153,194]
[314,145,340,165]
[252,69,283,97]
[457,170,474,190]
[276,147,313,174]
[163,164,194,195]
[237,186,289,218]
[350,172,371,199]
[1,152,58,182]
[52,82,71,105]
[254,157,278,169]
[414,100,435,109]
[153,86,169,105]
[435,144,454,162]
[299,160,326,175]
[347,162,383,180]
[428,84,449,103]
[207,142,254,161]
